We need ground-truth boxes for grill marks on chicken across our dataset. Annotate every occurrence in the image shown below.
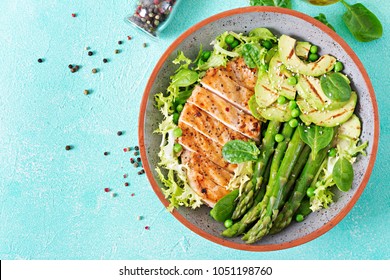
[178,58,260,206]
[187,86,260,141]
[178,122,237,173]
[181,150,232,207]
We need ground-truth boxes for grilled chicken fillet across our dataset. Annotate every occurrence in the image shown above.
[179,102,249,146]
[178,121,237,173]
[187,86,260,142]
[201,68,254,114]
[181,150,231,207]
[177,58,261,207]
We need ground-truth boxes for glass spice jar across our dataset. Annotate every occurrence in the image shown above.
[125,0,181,37]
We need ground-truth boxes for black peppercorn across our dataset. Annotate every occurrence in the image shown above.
[88,51,93,56]
[38,58,43,63]
[103,58,108,63]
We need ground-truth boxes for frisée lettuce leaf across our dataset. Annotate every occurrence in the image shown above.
[154,100,203,211]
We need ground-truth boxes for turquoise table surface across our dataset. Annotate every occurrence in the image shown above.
[0,0,389,260]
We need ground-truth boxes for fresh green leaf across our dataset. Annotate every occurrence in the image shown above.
[197,53,227,71]
[298,124,334,159]
[241,43,263,68]
[170,69,199,88]
[250,0,291,9]
[314,13,336,31]
[320,72,352,102]
[226,161,253,192]
[340,0,383,42]
[154,113,203,211]
[248,27,277,42]
[332,157,354,192]
[210,189,239,222]
[174,89,193,106]
[222,140,260,163]
[172,51,192,70]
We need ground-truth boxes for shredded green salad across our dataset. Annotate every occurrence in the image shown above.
[154,26,368,230]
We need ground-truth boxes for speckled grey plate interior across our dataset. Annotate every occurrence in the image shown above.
[139,7,378,250]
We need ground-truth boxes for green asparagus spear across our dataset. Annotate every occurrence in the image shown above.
[268,123,295,189]
[295,197,312,221]
[269,145,330,235]
[276,144,311,209]
[231,121,281,220]
[253,156,273,205]
[242,129,305,243]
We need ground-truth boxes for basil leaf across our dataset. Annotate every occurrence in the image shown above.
[341,1,383,42]
[250,0,291,9]
[170,69,199,88]
[332,157,354,192]
[222,140,260,163]
[241,44,262,69]
[314,13,336,31]
[210,189,239,222]
[298,124,334,159]
[320,72,352,102]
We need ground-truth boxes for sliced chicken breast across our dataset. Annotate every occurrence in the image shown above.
[179,102,249,146]
[226,57,257,91]
[201,68,253,114]
[181,150,231,207]
[187,86,260,141]
[178,121,237,173]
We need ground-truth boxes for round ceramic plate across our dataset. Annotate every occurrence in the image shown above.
[138,7,379,251]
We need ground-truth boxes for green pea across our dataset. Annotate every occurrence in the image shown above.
[173,112,180,124]
[176,104,184,113]
[261,40,273,50]
[173,143,183,153]
[334,61,344,72]
[306,187,315,198]
[328,147,337,157]
[277,96,287,105]
[230,39,240,48]
[291,108,300,118]
[202,50,211,61]
[275,134,285,143]
[287,76,297,85]
[288,100,297,110]
[295,214,304,222]
[259,63,269,72]
[289,118,299,128]
[224,219,233,228]
[309,53,319,62]
[225,34,235,45]
[173,127,182,138]
[310,45,318,54]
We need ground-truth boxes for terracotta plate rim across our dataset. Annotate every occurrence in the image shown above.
[138,6,379,252]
